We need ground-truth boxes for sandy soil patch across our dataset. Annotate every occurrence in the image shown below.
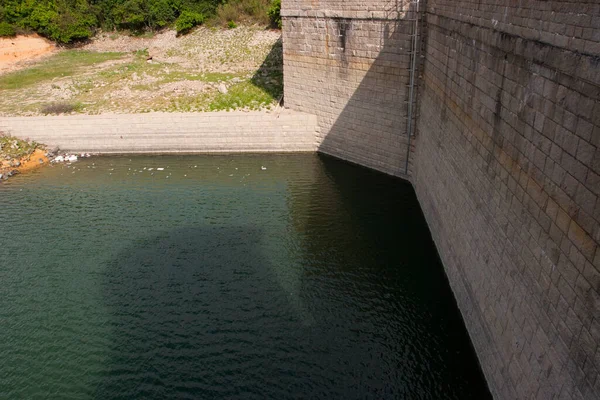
[0,35,56,74]
[0,148,49,179]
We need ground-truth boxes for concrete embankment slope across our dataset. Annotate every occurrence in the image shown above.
[0,111,317,153]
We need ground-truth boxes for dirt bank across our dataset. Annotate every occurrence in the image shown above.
[0,35,56,75]
[0,134,49,182]
[0,26,282,116]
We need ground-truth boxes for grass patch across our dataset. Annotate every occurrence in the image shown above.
[0,26,283,115]
[208,81,276,111]
[0,134,42,159]
[0,51,125,90]
[157,71,241,84]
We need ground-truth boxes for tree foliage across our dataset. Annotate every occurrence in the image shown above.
[0,0,273,43]
[267,0,279,28]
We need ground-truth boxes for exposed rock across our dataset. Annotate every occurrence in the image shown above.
[7,169,19,177]
[218,83,228,94]
[9,160,21,167]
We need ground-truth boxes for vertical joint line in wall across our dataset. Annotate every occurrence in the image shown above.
[405,0,421,176]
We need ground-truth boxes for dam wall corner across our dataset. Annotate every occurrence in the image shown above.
[283,1,600,399]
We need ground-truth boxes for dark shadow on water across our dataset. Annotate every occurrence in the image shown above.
[97,225,282,399]
[95,155,491,399]
[294,154,493,399]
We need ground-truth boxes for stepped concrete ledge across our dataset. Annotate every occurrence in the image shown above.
[0,110,318,153]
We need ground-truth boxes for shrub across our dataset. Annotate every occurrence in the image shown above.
[112,0,147,31]
[213,0,269,27]
[0,0,272,42]
[149,0,176,28]
[47,11,97,43]
[41,102,82,115]
[175,10,205,35]
[227,20,237,29]
[214,2,239,26]
[267,0,280,28]
[0,22,16,37]
[23,3,96,43]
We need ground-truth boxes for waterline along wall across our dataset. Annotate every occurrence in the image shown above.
[282,0,420,178]
[283,1,600,399]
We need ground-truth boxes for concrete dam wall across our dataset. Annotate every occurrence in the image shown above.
[283,1,600,399]
[282,0,419,178]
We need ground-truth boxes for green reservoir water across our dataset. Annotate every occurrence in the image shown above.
[0,154,490,399]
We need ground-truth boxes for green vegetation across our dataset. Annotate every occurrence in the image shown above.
[175,10,205,35]
[0,51,125,90]
[208,80,274,111]
[0,21,17,37]
[0,26,283,116]
[267,0,280,28]
[41,101,83,114]
[0,0,282,43]
[0,134,42,160]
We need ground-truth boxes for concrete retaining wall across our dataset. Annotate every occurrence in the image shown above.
[0,111,318,153]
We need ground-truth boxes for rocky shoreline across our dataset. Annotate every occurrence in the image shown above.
[0,147,47,183]
[0,141,95,183]
[0,135,66,183]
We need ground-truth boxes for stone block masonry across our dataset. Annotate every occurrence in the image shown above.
[283,0,600,399]
[0,111,318,153]
[282,0,418,178]
[412,1,600,399]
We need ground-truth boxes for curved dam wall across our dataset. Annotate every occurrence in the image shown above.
[283,0,600,398]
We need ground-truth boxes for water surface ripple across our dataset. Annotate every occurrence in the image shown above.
[0,154,490,399]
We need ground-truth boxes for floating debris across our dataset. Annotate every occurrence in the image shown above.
[261,166,267,170]
[51,154,78,163]
[157,168,165,171]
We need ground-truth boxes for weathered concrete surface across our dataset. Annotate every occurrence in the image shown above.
[0,111,318,153]
[413,1,600,399]
[282,0,417,178]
